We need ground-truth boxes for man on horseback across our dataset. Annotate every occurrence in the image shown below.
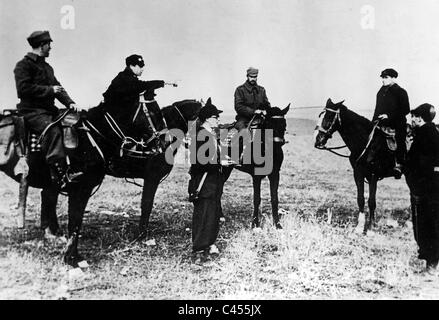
[372,68,410,179]
[102,54,166,139]
[14,30,82,189]
[234,67,271,131]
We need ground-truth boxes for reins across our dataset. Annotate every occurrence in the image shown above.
[315,107,349,158]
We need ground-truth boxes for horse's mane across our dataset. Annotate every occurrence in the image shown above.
[162,99,200,112]
[340,104,373,131]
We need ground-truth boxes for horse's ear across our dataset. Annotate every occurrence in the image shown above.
[206,97,212,106]
[326,98,333,106]
[337,100,345,105]
[282,103,291,115]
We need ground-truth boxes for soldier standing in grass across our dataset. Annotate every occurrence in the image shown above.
[188,98,230,263]
[405,103,439,274]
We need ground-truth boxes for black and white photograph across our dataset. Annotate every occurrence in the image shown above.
[1,0,439,303]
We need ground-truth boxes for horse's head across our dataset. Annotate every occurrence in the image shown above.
[163,99,202,133]
[265,104,290,145]
[314,98,344,149]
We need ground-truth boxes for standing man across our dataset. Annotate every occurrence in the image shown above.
[102,54,166,137]
[234,67,271,131]
[405,103,439,274]
[189,98,229,263]
[14,30,81,188]
[372,68,410,178]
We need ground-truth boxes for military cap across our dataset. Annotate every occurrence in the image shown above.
[411,103,436,122]
[27,30,52,48]
[380,68,398,78]
[246,67,259,77]
[199,98,223,122]
[126,54,145,67]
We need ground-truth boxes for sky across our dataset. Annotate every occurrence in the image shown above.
[1,0,439,122]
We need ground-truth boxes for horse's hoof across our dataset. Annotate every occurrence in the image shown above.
[63,254,84,267]
[275,222,283,230]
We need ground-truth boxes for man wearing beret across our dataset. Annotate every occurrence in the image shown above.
[234,67,271,131]
[405,103,439,274]
[372,68,410,179]
[102,54,166,137]
[14,31,81,190]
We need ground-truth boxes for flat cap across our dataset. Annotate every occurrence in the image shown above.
[126,54,145,67]
[246,67,259,77]
[27,30,52,47]
[380,68,398,78]
[411,103,436,122]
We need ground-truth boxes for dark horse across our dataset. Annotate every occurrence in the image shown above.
[0,98,201,265]
[314,98,398,233]
[223,105,290,229]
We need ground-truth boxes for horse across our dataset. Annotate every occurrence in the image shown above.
[314,98,398,233]
[222,105,290,229]
[0,98,201,266]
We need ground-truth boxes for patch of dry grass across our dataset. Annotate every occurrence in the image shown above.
[1,118,438,299]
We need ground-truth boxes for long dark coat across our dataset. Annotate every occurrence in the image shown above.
[188,125,225,252]
[102,67,164,128]
[234,81,271,126]
[405,122,439,264]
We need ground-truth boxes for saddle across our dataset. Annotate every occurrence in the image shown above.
[378,126,397,152]
[0,109,87,162]
[0,110,22,165]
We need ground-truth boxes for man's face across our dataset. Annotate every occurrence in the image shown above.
[411,115,423,127]
[131,64,144,76]
[40,42,51,57]
[381,76,395,86]
[206,115,219,128]
[247,75,258,85]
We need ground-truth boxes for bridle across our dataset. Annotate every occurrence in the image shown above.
[270,115,287,144]
[315,107,349,158]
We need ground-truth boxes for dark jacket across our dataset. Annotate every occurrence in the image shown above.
[102,67,164,122]
[234,81,271,122]
[373,83,410,128]
[14,52,75,115]
[189,125,222,176]
[406,122,439,195]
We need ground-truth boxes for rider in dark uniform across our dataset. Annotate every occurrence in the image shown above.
[102,54,165,137]
[405,103,439,274]
[14,30,82,189]
[373,68,410,178]
[234,67,271,131]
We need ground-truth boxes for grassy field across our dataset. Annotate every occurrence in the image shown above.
[1,117,438,300]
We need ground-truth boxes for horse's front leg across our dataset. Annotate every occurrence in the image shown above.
[139,179,159,238]
[366,174,378,232]
[41,185,60,236]
[64,184,93,266]
[252,176,262,228]
[353,168,366,232]
[268,171,282,229]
